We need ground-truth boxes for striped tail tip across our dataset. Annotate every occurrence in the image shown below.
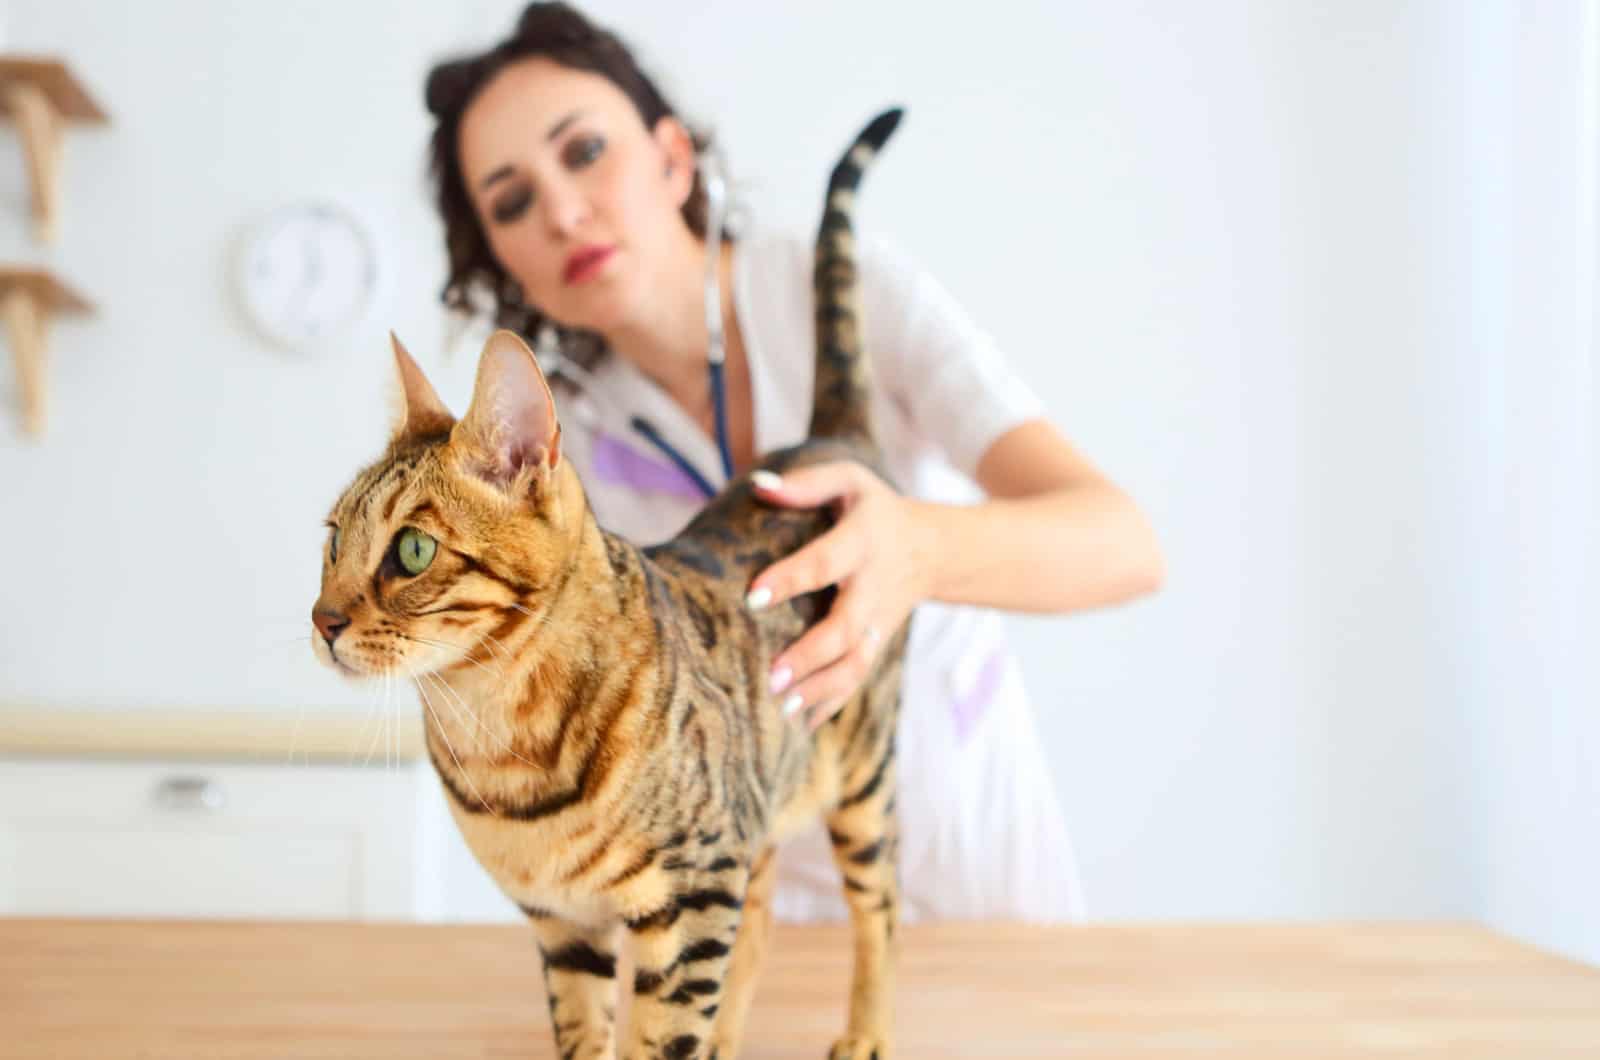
[828,107,906,194]
[858,107,904,152]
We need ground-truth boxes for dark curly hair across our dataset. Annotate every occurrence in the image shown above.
[425,2,724,353]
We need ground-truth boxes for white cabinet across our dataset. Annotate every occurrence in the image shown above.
[0,756,450,920]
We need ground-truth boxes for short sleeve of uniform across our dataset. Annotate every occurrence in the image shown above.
[857,234,1047,480]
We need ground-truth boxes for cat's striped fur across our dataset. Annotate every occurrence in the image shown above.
[313,109,906,1060]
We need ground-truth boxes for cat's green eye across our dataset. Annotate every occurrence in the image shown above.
[395,527,436,576]
[327,527,339,565]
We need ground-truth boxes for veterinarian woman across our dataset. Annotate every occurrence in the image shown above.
[421,2,1164,922]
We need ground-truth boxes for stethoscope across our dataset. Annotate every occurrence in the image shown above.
[541,150,735,502]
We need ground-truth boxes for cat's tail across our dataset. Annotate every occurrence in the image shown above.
[807,107,903,448]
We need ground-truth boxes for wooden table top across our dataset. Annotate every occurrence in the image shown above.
[3,919,1597,1058]
[0,706,424,761]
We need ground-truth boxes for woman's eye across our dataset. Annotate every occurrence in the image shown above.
[491,187,532,224]
[394,527,437,577]
[566,135,604,168]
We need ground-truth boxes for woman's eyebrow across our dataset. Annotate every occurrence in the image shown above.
[545,110,582,142]
[478,111,585,191]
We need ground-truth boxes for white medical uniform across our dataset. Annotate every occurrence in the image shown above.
[548,227,1086,922]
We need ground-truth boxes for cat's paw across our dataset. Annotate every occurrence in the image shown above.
[827,1035,888,1060]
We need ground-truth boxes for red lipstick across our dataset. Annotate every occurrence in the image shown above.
[564,244,615,284]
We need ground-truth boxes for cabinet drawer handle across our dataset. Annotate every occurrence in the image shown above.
[152,775,226,812]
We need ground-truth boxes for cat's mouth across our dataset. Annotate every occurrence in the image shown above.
[318,638,364,679]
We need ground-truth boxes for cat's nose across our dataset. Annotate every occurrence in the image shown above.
[312,608,350,647]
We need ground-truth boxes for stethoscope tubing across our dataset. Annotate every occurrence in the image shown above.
[630,149,736,497]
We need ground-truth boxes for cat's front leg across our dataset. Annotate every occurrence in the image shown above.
[620,872,747,1060]
[530,913,622,1059]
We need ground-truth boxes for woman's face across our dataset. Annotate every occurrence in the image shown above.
[457,57,695,335]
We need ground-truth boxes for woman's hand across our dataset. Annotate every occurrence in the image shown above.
[745,462,935,730]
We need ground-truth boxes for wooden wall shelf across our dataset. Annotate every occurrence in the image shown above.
[0,267,93,437]
[0,57,110,244]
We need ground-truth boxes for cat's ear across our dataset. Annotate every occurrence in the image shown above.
[389,332,456,440]
[450,328,562,493]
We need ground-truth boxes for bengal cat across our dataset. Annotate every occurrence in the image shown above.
[311,109,907,1060]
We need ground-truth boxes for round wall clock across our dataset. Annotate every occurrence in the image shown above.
[236,200,380,353]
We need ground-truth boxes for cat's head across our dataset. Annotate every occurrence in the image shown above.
[310,329,578,681]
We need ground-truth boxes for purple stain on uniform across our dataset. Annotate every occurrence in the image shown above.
[591,431,707,501]
[952,649,1007,744]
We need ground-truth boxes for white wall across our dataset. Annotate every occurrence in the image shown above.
[0,1,1592,961]
[1447,0,1600,969]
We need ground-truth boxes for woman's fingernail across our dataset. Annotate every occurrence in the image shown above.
[770,666,793,694]
[751,470,782,491]
[782,693,804,717]
[746,586,773,611]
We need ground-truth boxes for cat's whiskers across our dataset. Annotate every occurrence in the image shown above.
[261,620,328,666]
[281,637,318,768]
[468,623,517,665]
[402,633,506,683]
[471,626,526,686]
[361,658,398,770]
[501,600,570,664]
[399,632,546,768]
[507,602,546,627]
[391,665,405,772]
[435,673,522,761]
[420,669,541,768]
[416,677,502,820]
[384,668,396,773]
[418,670,489,755]
[379,669,387,772]
[359,672,389,769]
